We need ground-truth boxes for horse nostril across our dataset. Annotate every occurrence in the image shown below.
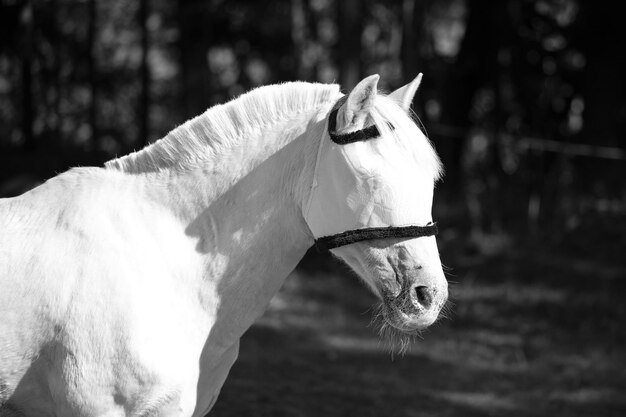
[413,285,434,309]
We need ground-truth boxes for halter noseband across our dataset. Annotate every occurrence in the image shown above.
[312,96,439,251]
[314,223,438,251]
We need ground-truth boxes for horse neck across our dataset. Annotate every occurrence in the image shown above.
[109,107,327,344]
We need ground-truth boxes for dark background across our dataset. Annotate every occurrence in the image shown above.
[1,0,625,415]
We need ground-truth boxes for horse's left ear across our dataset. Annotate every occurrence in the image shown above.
[389,73,423,111]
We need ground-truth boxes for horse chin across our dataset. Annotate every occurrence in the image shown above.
[372,299,439,355]
[379,289,439,333]
[382,304,437,333]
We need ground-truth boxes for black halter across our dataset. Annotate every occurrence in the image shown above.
[327,96,395,145]
[313,96,439,251]
[314,223,438,251]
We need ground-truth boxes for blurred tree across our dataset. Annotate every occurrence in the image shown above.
[88,0,97,150]
[400,0,427,91]
[576,1,626,201]
[139,0,149,146]
[178,0,213,119]
[578,2,622,146]
[291,0,315,81]
[20,0,35,152]
[338,0,362,89]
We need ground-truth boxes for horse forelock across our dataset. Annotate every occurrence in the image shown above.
[322,92,443,184]
[105,82,341,173]
[368,94,444,183]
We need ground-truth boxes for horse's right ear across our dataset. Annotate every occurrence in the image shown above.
[335,74,380,132]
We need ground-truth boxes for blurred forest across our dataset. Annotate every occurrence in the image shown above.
[2,1,625,415]
[1,0,625,251]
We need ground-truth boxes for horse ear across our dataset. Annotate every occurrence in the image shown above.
[389,73,423,111]
[336,74,380,131]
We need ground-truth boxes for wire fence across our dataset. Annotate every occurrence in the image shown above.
[429,124,626,161]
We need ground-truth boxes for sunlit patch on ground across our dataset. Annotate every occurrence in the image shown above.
[548,388,626,405]
[422,390,520,412]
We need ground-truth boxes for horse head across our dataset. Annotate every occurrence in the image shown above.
[304,74,448,341]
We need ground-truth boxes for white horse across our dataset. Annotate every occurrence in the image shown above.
[0,74,447,416]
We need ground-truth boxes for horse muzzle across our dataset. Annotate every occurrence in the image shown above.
[381,275,448,332]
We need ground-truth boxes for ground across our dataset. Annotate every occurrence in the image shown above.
[211,230,626,417]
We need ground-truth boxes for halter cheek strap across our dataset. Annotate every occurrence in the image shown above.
[310,96,440,251]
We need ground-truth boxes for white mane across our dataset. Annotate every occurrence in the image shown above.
[104,80,442,182]
[370,95,444,181]
[105,82,341,173]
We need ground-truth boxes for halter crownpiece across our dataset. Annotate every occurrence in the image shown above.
[306,94,439,251]
[327,96,395,145]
